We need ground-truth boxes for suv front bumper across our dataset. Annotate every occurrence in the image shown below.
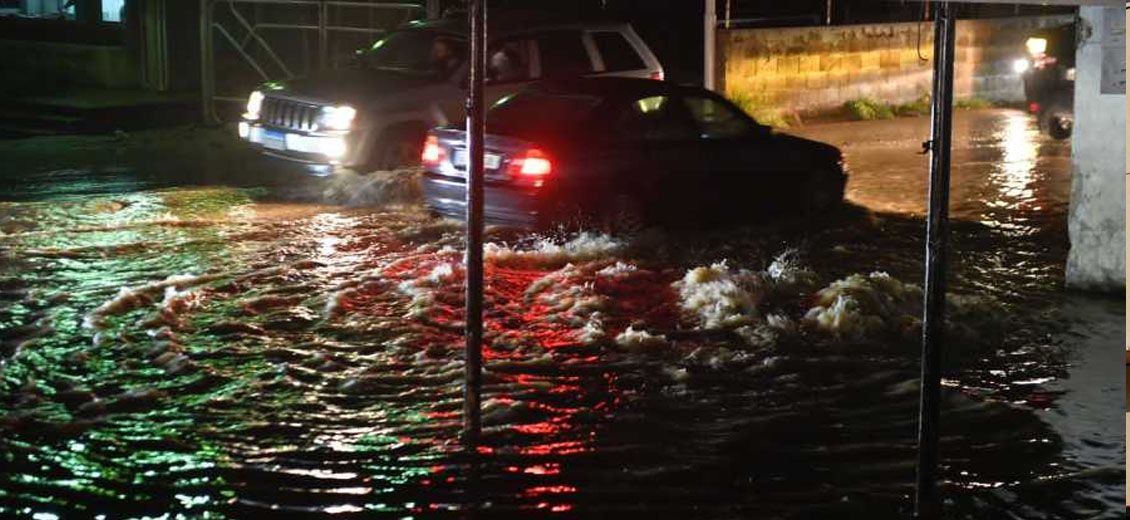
[238,121,362,173]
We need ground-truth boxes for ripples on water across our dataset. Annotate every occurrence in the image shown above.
[0,111,1121,519]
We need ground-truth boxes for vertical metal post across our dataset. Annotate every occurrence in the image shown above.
[199,0,216,124]
[704,0,717,90]
[825,0,834,25]
[318,1,328,70]
[462,0,486,446]
[914,2,955,519]
[724,0,731,29]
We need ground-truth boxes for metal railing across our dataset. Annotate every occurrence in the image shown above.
[200,0,425,123]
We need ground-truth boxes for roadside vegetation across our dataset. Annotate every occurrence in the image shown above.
[728,91,794,129]
[727,90,998,128]
[843,95,996,121]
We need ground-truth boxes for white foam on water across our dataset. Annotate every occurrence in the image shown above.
[524,263,611,342]
[764,249,819,294]
[486,232,625,268]
[673,261,763,330]
[803,272,923,342]
[578,312,608,343]
[615,326,667,349]
[394,261,463,320]
[596,261,638,278]
[83,273,210,330]
[160,285,201,316]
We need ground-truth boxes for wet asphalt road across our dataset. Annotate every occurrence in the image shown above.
[0,109,1122,519]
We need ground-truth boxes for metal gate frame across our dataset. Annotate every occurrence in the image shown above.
[199,0,425,123]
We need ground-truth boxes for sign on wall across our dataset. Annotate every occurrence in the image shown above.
[1100,5,1126,94]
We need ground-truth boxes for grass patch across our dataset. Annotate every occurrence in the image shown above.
[843,98,895,121]
[893,94,931,117]
[955,97,994,110]
[844,95,997,121]
[728,91,791,129]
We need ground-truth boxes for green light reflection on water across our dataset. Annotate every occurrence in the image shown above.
[1,185,455,516]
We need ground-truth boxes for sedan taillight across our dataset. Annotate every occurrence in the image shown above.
[509,149,553,177]
[422,135,444,165]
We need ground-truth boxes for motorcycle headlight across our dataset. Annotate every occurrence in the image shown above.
[320,105,356,131]
[1025,37,1047,57]
[245,90,264,120]
[1012,58,1030,74]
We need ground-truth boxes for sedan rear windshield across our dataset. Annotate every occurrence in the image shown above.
[487,92,603,138]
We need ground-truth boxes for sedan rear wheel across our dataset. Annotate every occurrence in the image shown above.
[374,129,426,172]
[805,172,844,215]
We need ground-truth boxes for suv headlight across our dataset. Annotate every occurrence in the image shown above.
[245,90,264,120]
[320,105,356,131]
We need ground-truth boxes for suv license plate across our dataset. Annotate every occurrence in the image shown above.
[262,129,286,151]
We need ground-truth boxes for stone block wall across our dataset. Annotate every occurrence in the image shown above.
[718,15,1075,115]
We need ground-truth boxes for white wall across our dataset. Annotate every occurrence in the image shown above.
[1067,5,1126,291]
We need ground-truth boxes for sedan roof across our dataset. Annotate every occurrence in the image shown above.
[400,12,631,39]
[527,77,713,100]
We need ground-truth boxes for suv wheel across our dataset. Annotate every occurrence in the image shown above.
[374,128,426,171]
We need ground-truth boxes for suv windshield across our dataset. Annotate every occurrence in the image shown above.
[487,91,603,138]
[362,30,466,79]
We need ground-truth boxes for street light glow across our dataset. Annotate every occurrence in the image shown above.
[1025,37,1047,56]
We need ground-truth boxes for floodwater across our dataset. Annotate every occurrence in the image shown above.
[0,109,1122,519]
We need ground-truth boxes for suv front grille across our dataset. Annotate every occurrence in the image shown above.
[262,97,321,132]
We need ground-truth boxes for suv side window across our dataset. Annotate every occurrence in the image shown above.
[591,31,646,72]
[682,95,755,139]
[615,95,696,141]
[535,30,595,78]
[488,38,535,84]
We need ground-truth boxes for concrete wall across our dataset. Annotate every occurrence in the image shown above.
[0,40,139,90]
[1067,6,1125,291]
[718,15,1074,115]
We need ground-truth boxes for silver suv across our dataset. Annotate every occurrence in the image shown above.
[237,15,664,174]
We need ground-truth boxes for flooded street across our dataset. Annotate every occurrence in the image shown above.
[0,109,1121,519]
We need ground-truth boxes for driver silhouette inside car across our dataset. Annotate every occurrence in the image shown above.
[429,38,461,78]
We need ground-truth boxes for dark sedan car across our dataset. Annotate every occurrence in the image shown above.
[421,78,847,229]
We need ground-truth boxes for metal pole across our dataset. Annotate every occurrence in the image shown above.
[318,1,328,70]
[704,0,716,90]
[200,0,217,124]
[425,0,440,19]
[825,0,833,25]
[914,2,955,519]
[462,0,485,446]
